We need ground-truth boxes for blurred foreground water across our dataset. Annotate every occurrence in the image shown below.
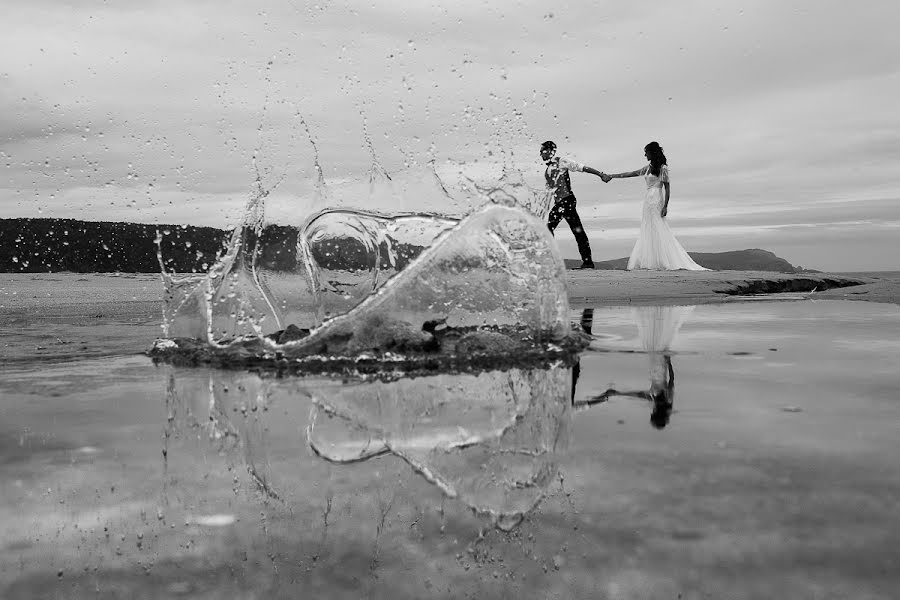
[2,277,899,599]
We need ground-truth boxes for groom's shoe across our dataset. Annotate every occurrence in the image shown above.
[578,260,595,269]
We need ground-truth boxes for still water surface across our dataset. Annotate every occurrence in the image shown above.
[1,293,898,599]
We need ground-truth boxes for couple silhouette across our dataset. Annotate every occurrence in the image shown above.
[541,140,708,271]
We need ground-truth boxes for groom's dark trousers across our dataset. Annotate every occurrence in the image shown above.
[547,195,592,263]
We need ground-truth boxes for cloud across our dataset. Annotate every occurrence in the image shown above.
[1,0,899,271]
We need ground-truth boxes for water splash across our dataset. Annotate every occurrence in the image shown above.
[251,161,462,330]
[159,180,549,344]
[153,203,582,377]
[154,127,583,529]
[157,260,208,339]
[298,209,458,323]
[161,144,471,341]
[158,176,285,343]
[285,204,570,345]
[205,176,285,342]
[297,112,330,213]
[466,162,553,220]
[158,120,562,363]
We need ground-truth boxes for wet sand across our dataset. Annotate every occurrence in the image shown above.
[2,269,897,321]
[565,269,899,307]
[2,271,896,366]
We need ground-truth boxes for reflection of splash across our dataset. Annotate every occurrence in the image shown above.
[307,367,571,529]
[162,364,572,531]
[163,368,284,500]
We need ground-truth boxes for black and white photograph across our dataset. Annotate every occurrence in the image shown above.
[2,2,898,598]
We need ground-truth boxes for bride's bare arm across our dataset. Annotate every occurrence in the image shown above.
[606,167,644,179]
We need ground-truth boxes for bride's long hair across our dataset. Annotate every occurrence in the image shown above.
[645,141,667,176]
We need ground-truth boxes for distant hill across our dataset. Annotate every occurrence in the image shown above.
[1,218,230,273]
[564,249,810,273]
[0,218,423,273]
[0,218,812,274]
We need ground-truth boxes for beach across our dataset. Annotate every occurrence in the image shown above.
[566,269,899,307]
[2,269,897,365]
[6,0,900,595]
[2,270,897,342]
[2,271,900,599]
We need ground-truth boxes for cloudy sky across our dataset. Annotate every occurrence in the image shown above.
[3,0,898,271]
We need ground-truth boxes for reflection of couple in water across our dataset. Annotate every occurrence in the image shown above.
[541,140,708,271]
[574,305,694,429]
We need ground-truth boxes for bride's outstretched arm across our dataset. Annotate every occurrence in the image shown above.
[606,168,644,179]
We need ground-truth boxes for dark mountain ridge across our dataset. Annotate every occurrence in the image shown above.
[1,218,811,274]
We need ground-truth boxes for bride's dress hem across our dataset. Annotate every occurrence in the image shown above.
[625,266,707,272]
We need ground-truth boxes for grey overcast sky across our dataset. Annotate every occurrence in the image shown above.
[2,0,899,271]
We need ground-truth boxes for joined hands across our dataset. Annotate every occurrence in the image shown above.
[599,172,612,183]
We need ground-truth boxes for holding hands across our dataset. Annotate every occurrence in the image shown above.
[599,172,612,183]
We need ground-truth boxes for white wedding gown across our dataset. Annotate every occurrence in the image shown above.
[627,165,708,271]
[633,304,695,389]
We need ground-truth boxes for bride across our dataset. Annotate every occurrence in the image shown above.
[602,142,708,271]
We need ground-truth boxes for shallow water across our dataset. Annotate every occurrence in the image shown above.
[2,282,899,599]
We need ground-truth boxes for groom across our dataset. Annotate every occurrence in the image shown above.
[540,140,604,269]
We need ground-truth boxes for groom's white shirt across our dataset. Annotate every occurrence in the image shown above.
[555,157,584,172]
[545,156,584,201]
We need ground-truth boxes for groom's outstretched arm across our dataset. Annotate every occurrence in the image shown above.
[558,157,604,177]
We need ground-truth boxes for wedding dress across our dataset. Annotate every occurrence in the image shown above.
[626,165,708,271]
[633,304,695,354]
[633,304,695,391]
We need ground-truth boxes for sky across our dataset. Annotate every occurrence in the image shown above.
[2,0,899,272]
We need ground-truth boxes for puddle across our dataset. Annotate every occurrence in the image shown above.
[2,299,899,598]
